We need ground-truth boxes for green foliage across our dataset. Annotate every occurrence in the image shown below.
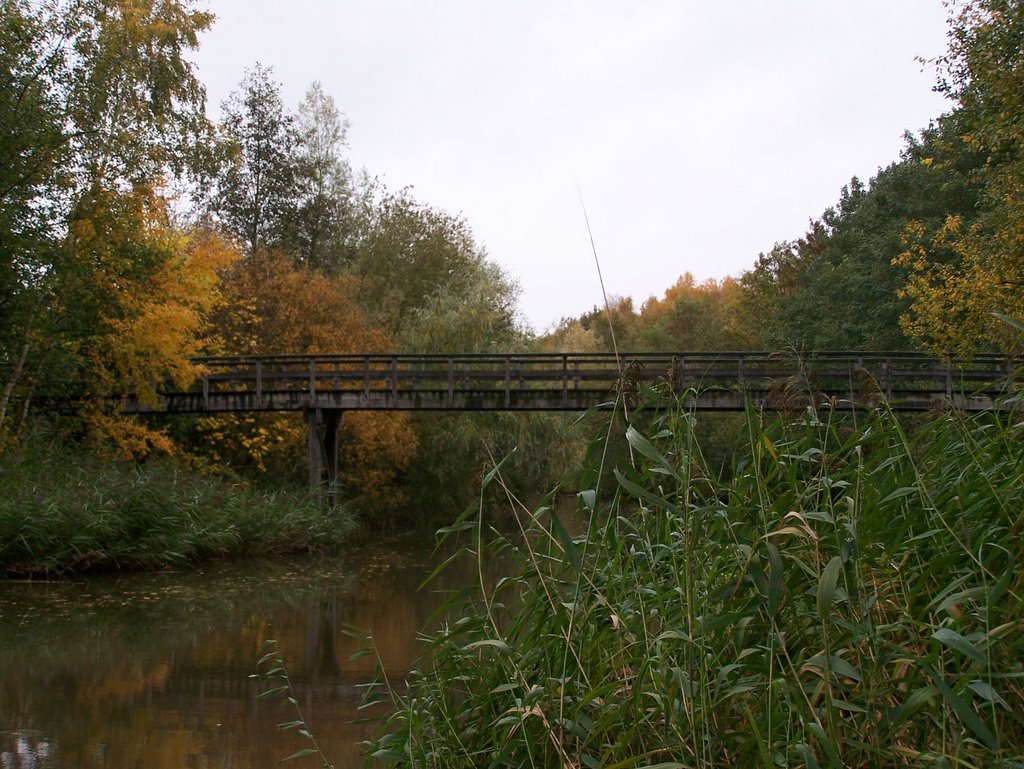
[0,0,218,447]
[61,0,215,185]
[285,81,354,271]
[348,189,501,337]
[631,274,752,351]
[897,0,1024,354]
[0,429,355,576]
[213,63,298,256]
[739,131,982,351]
[367,399,1024,767]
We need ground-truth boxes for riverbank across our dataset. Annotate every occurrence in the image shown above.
[0,435,355,577]
[369,401,1024,767]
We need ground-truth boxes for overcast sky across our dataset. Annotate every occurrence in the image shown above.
[192,1,953,331]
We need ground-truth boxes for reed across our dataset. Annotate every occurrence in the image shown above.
[0,432,354,576]
[367,395,1024,768]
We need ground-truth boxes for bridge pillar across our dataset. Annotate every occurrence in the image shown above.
[306,408,343,505]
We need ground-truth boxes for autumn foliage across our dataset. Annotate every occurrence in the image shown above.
[4,0,1024,518]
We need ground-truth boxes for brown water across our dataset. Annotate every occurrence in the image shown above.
[0,529,478,769]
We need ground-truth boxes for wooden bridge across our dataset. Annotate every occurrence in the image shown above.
[117,351,1019,495]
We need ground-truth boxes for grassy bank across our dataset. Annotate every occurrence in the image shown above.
[0,435,354,577]
[368,399,1024,767]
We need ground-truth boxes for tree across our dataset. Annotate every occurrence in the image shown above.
[570,296,639,352]
[213,64,297,257]
[284,81,354,271]
[634,273,751,351]
[734,129,981,352]
[0,0,66,430]
[347,189,488,335]
[62,0,215,188]
[736,241,803,347]
[788,150,980,350]
[198,253,418,507]
[0,0,219,446]
[63,189,237,456]
[897,0,1024,354]
[398,260,520,353]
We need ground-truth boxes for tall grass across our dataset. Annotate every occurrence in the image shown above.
[0,433,355,576]
[367,397,1024,768]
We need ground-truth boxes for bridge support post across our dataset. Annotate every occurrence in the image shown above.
[306,408,343,505]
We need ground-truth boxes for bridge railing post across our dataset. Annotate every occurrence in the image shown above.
[308,359,317,399]
[255,360,263,407]
[504,356,511,407]
[562,355,568,405]
[307,408,320,489]
[447,358,454,406]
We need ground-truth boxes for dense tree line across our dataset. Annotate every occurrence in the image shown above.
[2,0,1022,518]
[0,0,569,516]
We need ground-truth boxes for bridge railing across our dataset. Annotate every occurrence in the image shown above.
[181,351,1018,410]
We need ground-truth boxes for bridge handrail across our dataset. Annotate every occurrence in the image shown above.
[182,351,1019,399]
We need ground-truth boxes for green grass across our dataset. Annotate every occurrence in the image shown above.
[367,396,1024,768]
[0,433,355,576]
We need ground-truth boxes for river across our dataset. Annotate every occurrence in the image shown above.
[0,526,479,769]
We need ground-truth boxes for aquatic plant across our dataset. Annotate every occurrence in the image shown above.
[367,396,1024,767]
[0,432,355,576]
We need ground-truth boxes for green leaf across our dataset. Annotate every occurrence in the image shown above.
[879,486,919,504]
[463,638,511,654]
[744,704,774,769]
[282,747,320,761]
[625,426,677,477]
[656,629,691,643]
[817,556,843,621]
[371,749,408,761]
[926,665,998,751]
[578,489,597,510]
[967,680,1009,710]
[992,311,1024,333]
[481,451,513,488]
[802,653,862,682]
[832,698,866,713]
[806,721,842,767]
[549,507,581,573]
[932,627,987,664]
[255,685,288,700]
[614,469,675,512]
[887,686,937,731]
[766,541,783,618]
[794,742,820,769]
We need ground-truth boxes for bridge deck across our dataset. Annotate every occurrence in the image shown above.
[121,351,1020,414]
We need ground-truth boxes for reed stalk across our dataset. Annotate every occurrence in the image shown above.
[368,394,1024,768]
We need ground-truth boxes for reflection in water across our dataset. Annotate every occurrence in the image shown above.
[0,529,479,769]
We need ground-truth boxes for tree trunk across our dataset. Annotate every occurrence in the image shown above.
[0,329,34,431]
